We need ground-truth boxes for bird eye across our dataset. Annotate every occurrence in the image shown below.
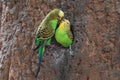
[57,15,60,19]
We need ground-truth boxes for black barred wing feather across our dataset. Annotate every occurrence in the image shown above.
[37,24,54,40]
[66,29,73,41]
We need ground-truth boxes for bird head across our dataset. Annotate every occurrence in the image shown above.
[59,19,70,29]
[58,10,64,20]
[63,19,70,26]
[49,9,64,20]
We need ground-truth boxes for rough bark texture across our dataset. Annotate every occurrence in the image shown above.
[0,0,120,80]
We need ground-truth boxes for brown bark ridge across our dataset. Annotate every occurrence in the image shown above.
[0,0,120,80]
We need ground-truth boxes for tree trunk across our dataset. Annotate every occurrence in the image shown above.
[0,0,120,80]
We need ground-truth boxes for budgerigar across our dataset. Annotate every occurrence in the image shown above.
[55,19,73,48]
[34,9,64,77]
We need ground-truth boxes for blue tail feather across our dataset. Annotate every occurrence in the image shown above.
[36,40,46,77]
[36,51,43,77]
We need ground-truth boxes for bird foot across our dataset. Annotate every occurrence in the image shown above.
[70,50,74,55]
[48,44,54,49]
[69,46,74,55]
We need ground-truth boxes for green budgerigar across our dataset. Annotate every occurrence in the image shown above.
[55,19,73,48]
[34,9,64,77]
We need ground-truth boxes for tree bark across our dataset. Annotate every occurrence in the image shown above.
[0,0,120,80]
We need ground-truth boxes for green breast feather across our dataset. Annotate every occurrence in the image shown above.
[49,19,58,31]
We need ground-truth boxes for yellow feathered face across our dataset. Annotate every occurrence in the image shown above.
[59,19,70,29]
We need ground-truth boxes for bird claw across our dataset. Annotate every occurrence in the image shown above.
[48,44,54,49]
[70,50,73,55]
[69,46,73,55]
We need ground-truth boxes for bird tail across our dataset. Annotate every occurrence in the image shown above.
[33,43,41,51]
[36,42,45,77]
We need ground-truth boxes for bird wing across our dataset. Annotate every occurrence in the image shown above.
[66,27,74,41]
[37,22,55,40]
